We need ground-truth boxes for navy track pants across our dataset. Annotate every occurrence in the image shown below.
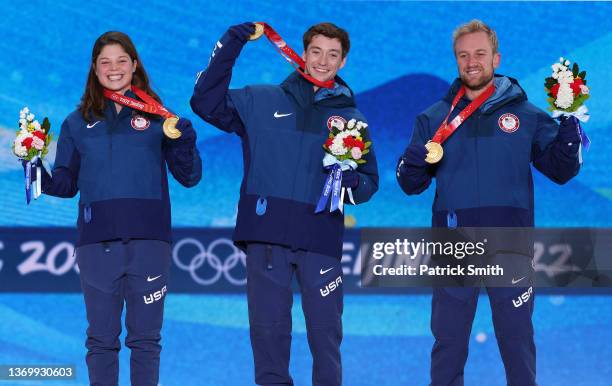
[246,243,343,386]
[76,239,171,386]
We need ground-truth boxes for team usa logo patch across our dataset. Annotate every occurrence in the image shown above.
[131,115,150,131]
[498,113,520,133]
[327,115,347,131]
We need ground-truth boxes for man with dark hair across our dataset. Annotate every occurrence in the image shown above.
[397,19,581,385]
[191,22,378,386]
[302,22,350,58]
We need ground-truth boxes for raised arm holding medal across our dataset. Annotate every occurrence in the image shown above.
[396,20,581,386]
[25,31,202,386]
[191,22,378,386]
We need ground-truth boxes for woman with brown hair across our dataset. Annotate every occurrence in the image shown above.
[26,31,201,385]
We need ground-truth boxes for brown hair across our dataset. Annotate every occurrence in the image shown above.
[78,31,161,122]
[453,19,499,55]
[303,22,350,58]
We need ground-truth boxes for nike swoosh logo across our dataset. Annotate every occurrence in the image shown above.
[147,275,162,282]
[320,267,333,275]
[86,121,100,128]
[274,111,292,118]
[511,276,526,285]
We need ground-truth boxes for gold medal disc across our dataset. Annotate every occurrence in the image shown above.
[425,141,443,164]
[249,23,264,41]
[163,116,181,139]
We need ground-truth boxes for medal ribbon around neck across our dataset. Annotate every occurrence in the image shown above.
[103,86,181,138]
[425,83,496,164]
[251,22,335,89]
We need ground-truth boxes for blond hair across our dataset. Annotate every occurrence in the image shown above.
[453,19,498,54]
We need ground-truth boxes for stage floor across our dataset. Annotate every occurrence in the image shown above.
[0,294,610,385]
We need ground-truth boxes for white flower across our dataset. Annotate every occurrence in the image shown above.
[555,83,574,109]
[13,131,31,157]
[564,60,570,66]
[351,147,362,160]
[330,141,347,156]
[19,111,25,119]
[27,113,34,121]
[361,122,368,129]
[557,69,574,84]
[347,119,356,129]
[32,120,41,131]
[19,118,27,128]
[21,107,29,114]
[579,84,590,95]
[559,57,564,63]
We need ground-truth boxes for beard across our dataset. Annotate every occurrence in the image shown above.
[460,69,494,91]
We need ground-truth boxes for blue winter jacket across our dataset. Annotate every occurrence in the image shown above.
[41,93,202,246]
[191,30,378,258]
[397,75,580,228]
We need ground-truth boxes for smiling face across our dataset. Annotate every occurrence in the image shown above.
[94,43,137,94]
[302,34,346,86]
[454,31,500,92]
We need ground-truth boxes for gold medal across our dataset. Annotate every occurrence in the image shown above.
[249,22,264,41]
[425,141,443,164]
[163,116,181,139]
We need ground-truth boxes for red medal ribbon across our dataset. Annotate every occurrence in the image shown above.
[431,83,496,144]
[103,86,175,119]
[258,22,335,89]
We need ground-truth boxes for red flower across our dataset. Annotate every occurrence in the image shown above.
[551,83,560,97]
[343,136,354,148]
[570,78,584,97]
[325,137,333,148]
[32,131,46,141]
[21,137,33,150]
[343,136,365,151]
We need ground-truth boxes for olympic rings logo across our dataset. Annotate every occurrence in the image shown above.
[172,238,247,286]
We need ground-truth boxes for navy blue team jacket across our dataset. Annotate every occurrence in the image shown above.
[191,30,378,258]
[41,93,202,246]
[397,75,580,228]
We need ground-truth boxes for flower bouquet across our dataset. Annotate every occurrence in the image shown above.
[545,57,590,120]
[315,118,371,213]
[544,57,591,158]
[12,107,52,204]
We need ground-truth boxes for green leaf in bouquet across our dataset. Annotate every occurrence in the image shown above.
[42,117,51,133]
[545,78,556,89]
[27,147,38,160]
[355,159,367,165]
[572,63,579,77]
[364,141,372,149]
[566,93,589,112]
[578,71,586,80]
[546,97,556,112]
[362,148,370,155]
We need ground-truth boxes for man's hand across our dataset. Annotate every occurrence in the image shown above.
[558,115,581,145]
[228,23,256,43]
[401,143,428,167]
[341,170,360,189]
